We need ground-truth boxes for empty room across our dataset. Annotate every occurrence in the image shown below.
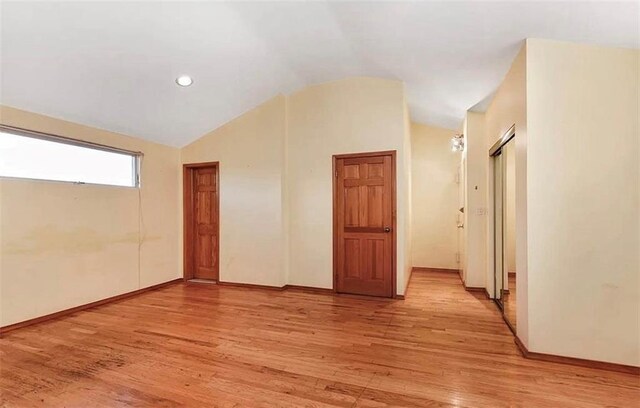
[0,1,638,407]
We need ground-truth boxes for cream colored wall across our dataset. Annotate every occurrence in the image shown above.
[477,39,639,366]
[410,123,459,270]
[462,111,488,288]
[457,159,466,280]
[402,97,413,290]
[180,78,411,295]
[1,76,413,328]
[0,106,180,327]
[504,140,516,276]
[287,77,411,295]
[526,39,639,366]
[483,44,528,343]
[181,96,288,287]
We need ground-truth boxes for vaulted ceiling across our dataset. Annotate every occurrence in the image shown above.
[1,1,638,146]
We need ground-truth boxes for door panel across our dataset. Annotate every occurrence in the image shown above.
[493,153,504,307]
[194,167,218,280]
[335,153,394,297]
[362,238,385,280]
[184,163,219,281]
[344,239,361,278]
[367,186,384,226]
[345,187,360,226]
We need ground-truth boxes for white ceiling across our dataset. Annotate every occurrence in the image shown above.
[1,1,638,147]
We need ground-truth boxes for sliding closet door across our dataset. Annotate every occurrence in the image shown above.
[493,152,505,309]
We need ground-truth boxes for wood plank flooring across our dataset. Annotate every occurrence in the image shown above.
[503,274,517,331]
[1,271,638,407]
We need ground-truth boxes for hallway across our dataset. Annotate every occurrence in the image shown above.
[1,271,638,407]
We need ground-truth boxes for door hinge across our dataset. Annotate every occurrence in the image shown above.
[335,170,338,178]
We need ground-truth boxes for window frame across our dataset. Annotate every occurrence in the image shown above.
[0,124,142,188]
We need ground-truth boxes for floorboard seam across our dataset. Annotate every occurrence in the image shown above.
[352,313,395,406]
[351,372,378,408]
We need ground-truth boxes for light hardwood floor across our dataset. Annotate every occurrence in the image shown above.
[503,274,517,331]
[1,271,638,407]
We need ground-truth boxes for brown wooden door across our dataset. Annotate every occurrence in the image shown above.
[184,163,219,281]
[334,152,395,297]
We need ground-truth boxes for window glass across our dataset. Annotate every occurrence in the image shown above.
[0,130,138,187]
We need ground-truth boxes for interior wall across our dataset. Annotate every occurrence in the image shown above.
[526,39,639,366]
[1,77,412,327]
[402,96,413,291]
[504,140,516,276]
[457,158,466,281]
[0,106,181,327]
[462,111,487,288]
[287,77,411,295]
[180,96,288,287]
[410,122,460,270]
[483,43,528,343]
[180,77,411,295]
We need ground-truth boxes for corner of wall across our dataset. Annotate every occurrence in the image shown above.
[0,106,181,326]
[179,78,413,295]
[282,94,291,287]
[462,111,488,290]
[402,92,413,294]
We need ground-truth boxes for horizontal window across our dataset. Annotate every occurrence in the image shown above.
[0,126,140,187]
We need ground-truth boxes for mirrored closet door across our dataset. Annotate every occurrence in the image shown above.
[491,130,516,332]
[493,151,505,311]
[502,140,517,330]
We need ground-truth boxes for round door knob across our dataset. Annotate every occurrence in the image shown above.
[384,227,391,233]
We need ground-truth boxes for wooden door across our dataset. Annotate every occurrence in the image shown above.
[184,163,219,281]
[334,152,395,297]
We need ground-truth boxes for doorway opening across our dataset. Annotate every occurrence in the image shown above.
[490,127,516,332]
[183,162,220,282]
[333,151,397,298]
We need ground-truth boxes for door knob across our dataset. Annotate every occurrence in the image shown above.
[384,227,391,233]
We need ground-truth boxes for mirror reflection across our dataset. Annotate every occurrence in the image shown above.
[502,140,516,329]
[493,137,516,331]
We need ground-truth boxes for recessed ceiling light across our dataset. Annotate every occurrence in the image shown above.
[176,75,193,87]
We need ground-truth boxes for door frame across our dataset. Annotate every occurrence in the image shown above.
[332,150,397,297]
[491,151,505,311]
[488,125,515,298]
[183,161,220,281]
[489,126,518,335]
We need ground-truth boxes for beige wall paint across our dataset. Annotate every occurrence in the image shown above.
[504,140,516,276]
[457,159,466,280]
[181,96,288,287]
[181,77,411,295]
[287,77,411,295]
[472,39,638,366]
[411,123,459,270]
[1,77,411,327]
[462,112,488,288]
[483,44,529,343]
[526,39,639,366]
[403,96,413,291]
[0,106,180,326]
